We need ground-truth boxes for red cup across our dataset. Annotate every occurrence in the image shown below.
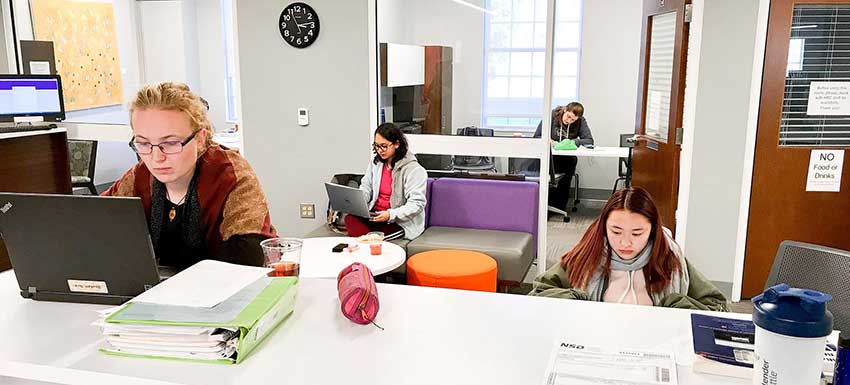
[370,243,382,255]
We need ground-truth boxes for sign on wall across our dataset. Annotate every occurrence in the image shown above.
[806,82,850,115]
[806,149,844,192]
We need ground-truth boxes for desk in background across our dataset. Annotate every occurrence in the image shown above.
[552,145,629,158]
[0,129,72,272]
[0,269,747,385]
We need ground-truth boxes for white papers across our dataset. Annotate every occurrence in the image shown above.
[646,90,663,138]
[542,341,678,385]
[806,149,844,192]
[130,260,271,308]
[93,313,239,362]
[806,81,850,115]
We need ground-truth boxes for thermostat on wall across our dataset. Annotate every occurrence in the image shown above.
[298,108,309,126]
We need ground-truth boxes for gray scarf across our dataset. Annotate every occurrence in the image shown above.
[609,240,653,272]
[584,229,690,305]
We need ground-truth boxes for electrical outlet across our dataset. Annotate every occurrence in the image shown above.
[300,203,315,219]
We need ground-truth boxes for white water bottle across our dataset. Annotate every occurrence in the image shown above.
[752,284,833,385]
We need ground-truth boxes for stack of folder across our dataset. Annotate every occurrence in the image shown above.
[92,260,297,364]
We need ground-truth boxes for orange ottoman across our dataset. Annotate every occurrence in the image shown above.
[406,250,497,292]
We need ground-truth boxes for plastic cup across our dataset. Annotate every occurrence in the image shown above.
[366,231,384,255]
[260,238,302,278]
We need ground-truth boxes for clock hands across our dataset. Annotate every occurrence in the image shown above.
[290,9,302,34]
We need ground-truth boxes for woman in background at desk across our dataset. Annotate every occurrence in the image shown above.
[103,82,277,271]
[345,123,427,241]
[529,187,728,311]
[534,102,594,212]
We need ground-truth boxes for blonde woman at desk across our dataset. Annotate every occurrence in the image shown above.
[529,187,728,311]
[533,102,594,211]
[103,82,276,271]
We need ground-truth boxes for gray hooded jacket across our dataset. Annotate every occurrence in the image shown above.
[359,152,427,239]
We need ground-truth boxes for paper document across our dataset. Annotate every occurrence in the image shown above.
[130,260,271,308]
[29,61,50,75]
[542,341,678,385]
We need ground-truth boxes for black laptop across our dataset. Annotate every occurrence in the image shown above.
[0,193,162,305]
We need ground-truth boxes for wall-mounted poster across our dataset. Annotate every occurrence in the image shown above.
[30,0,124,111]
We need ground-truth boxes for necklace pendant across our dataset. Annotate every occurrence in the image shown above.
[169,208,176,222]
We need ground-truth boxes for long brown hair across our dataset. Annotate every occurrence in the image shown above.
[560,187,682,293]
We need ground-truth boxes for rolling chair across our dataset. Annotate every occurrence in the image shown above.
[68,139,98,195]
[612,133,635,193]
[764,240,850,333]
[451,127,497,172]
[548,150,580,223]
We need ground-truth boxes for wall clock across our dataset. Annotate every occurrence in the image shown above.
[279,2,320,49]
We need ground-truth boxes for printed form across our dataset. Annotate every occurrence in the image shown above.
[543,341,678,385]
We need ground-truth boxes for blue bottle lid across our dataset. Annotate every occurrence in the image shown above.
[752,284,833,338]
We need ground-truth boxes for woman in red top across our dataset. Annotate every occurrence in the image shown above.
[345,123,427,240]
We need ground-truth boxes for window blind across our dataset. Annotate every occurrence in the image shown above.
[780,4,850,147]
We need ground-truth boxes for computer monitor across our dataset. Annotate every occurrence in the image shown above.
[0,74,65,123]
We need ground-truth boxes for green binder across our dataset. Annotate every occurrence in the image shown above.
[101,277,297,364]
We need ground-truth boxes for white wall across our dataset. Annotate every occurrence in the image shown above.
[195,0,228,132]
[0,4,8,74]
[236,0,372,236]
[138,1,192,88]
[377,0,484,129]
[575,0,642,191]
[678,0,762,285]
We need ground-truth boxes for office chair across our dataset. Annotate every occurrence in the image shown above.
[451,127,497,172]
[764,240,850,333]
[68,140,98,195]
[547,150,580,223]
[612,133,635,193]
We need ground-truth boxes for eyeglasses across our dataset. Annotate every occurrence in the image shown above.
[372,142,393,152]
[129,131,198,155]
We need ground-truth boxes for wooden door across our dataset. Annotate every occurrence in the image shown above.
[631,0,692,230]
[742,0,850,298]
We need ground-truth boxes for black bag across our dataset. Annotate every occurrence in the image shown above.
[452,127,496,170]
[326,173,365,234]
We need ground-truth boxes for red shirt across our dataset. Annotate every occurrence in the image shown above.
[373,164,393,212]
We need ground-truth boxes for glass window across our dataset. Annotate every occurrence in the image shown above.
[377,0,581,137]
[482,0,583,136]
[780,5,850,147]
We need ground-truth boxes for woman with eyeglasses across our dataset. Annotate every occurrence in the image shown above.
[345,123,427,241]
[103,82,276,271]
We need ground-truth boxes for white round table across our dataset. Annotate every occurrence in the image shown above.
[298,237,407,278]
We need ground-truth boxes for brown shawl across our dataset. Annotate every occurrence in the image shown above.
[103,144,276,256]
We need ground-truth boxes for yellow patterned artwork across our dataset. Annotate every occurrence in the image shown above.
[30,0,124,111]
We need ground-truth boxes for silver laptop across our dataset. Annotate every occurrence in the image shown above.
[0,193,162,305]
[324,183,375,218]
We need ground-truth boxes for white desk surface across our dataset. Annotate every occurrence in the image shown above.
[0,127,66,141]
[299,237,406,278]
[553,146,629,158]
[0,270,748,385]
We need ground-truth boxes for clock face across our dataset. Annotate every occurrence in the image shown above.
[279,2,320,49]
